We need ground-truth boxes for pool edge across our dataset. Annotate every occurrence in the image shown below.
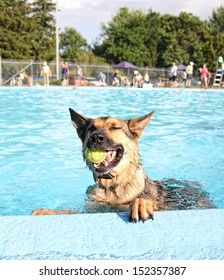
[0,208,223,260]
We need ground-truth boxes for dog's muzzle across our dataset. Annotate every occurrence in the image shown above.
[86,132,124,175]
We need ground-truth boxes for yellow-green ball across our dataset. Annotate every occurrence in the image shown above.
[85,148,106,163]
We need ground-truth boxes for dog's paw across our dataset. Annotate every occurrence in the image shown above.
[31,208,74,215]
[129,198,154,223]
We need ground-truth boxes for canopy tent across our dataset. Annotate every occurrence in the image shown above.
[113,61,138,84]
[177,64,186,71]
[113,61,138,69]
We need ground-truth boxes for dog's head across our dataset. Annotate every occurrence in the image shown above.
[69,108,154,179]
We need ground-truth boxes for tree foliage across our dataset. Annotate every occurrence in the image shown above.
[59,27,106,64]
[0,0,56,60]
[207,5,224,61]
[157,12,214,67]
[59,27,87,61]
[144,10,161,67]
[0,0,33,59]
[92,6,224,71]
[31,0,56,61]
[94,7,149,66]
[207,5,224,35]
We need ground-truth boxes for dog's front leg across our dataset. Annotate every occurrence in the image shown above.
[128,198,155,223]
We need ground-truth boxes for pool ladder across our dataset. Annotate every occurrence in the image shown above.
[213,68,224,88]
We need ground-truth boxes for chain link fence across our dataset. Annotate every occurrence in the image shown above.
[0,58,171,87]
[0,58,203,87]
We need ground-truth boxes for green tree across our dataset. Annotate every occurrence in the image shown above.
[144,10,161,67]
[94,7,148,66]
[59,27,88,61]
[157,12,215,69]
[0,0,33,59]
[31,0,56,61]
[207,5,224,35]
[207,5,224,65]
[0,0,56,61]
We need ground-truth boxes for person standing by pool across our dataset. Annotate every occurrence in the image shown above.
[62,61,69,86]
[76,64,83,81]
[186,61,194,88]
[207,71,212,86]
[182,70,187,86]
[169,61,178,87]
[200,63,208,89]
[41,61,51,86]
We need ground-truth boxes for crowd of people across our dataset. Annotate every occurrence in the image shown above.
[109,61,215,89]
[37,60,222,89]
[9,59,223,88]
[39,61,152,88]
[39,61,85,87]
[110,69,151,88]
[168,61,213,89]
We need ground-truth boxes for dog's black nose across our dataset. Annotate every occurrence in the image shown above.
[90,133,105,145]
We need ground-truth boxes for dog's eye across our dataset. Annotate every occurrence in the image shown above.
[110,126,122,130]
[88,126,96,132]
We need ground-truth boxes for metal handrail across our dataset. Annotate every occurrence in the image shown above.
[3,62,32,85]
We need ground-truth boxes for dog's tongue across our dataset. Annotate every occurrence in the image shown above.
[94,150,116,168]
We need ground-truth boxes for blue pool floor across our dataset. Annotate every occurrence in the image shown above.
[0,209,224,260]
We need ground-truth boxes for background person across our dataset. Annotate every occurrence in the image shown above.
[76,64,83,81]
[133,70,143,88]
[41,61,51,86]
[62,61,69,86]
[143,71,150,83]
[182,70,187,86]
[200,63,208,89]
[186,61,194,88]
[112,70,121,86]
[207,71,212,86]
[169,62,178,87]
[97,71,106,85]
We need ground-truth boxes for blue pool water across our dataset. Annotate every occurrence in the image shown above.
[0,87,223,215]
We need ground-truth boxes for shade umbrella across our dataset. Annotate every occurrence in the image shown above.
[177,64,186,71]
[113,61,138,81]
[113,61,138,69]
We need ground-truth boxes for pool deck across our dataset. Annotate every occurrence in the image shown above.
[0,208,224,260]
[1,85,224,91]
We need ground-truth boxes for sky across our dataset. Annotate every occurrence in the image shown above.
[56,0,223,44]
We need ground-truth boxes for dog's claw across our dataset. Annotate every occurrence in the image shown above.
[129,198,155,223]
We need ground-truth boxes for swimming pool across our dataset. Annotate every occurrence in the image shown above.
[0,86,223,215]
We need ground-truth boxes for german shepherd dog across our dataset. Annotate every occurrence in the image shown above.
[32,109,214,221]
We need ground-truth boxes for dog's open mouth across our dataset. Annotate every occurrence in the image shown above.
[93,146,124,174]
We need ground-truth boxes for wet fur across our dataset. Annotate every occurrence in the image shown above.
[32,109,215,221]
[69,109,214,222]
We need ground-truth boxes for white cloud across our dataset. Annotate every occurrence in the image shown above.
[57,0,82,10]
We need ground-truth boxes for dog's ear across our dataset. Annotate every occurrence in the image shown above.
[69,108,90,140]
[128,111,154,138]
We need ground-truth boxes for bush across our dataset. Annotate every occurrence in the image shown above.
[50,79,62,86]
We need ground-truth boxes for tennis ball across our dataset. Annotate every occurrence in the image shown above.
[85,148,107,163]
